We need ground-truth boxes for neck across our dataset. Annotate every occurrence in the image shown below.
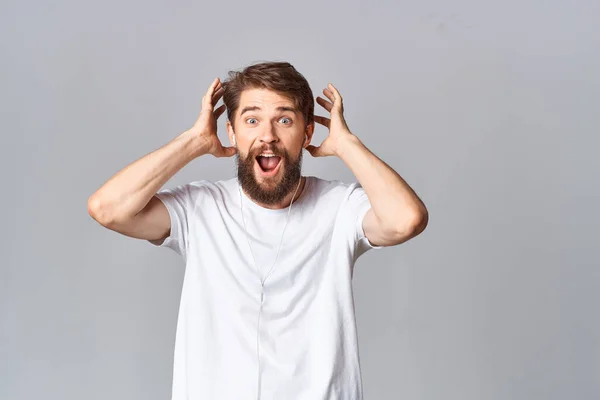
[242,176,305,210]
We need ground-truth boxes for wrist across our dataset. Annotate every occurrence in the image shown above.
[179,130,211,159]
[335,133,362,158]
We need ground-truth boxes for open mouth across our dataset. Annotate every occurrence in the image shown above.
[255,154,282,177]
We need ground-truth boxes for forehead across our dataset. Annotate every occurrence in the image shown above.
[238,88,295,111]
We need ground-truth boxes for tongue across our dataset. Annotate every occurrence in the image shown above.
[258,156,280,171]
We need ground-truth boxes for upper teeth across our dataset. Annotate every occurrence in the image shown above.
[260,154,277,157]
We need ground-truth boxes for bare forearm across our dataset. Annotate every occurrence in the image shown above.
[88,130,207,223]
[336,135,427,231]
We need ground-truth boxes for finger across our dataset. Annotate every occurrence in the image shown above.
[212,86,224,104]
[326,83,344,112]
[207,77,220,95]
[322,88,335,103]
[214,103,227,119]
[316,96,333,113]
[314,115,330,128]
[203,78,220,110]
[328,83,342,99]
[328,83,343,103]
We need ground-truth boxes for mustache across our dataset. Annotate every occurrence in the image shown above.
[252,145,285,157]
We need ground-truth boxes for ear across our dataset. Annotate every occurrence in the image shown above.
[303,122,315,148]
[226,120,235,146]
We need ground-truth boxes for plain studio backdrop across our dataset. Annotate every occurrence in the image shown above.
[1,0,598,399]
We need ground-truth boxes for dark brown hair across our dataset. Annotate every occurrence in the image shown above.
[222,61,314,130]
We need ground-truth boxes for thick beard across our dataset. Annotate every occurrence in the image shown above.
[236,145,303,206]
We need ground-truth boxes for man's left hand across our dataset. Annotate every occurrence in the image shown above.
[306,83,356,157]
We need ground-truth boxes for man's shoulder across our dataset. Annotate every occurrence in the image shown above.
[308,176,360,197]
[159,177,237,202]
[184,177,238,200]
[304,176,363,209]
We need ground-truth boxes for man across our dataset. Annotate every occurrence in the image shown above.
[88,61,428,400]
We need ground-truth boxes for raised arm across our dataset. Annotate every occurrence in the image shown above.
[87,78,235,242]
[307,83,428,247]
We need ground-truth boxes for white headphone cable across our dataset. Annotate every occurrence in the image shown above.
[238,176,303,400]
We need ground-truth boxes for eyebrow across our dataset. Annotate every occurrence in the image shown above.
[239,105,298,116]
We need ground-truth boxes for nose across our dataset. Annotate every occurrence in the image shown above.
[259,122,279,144]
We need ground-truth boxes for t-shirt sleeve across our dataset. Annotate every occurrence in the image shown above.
[149,183,196,261]
[342,182,384,259]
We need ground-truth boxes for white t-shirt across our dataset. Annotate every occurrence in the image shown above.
[151,175,382,400]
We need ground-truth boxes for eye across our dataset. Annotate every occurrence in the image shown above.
[279,117,292,124]
[246,118,258,124]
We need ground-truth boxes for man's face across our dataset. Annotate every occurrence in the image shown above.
[227,88,313,206]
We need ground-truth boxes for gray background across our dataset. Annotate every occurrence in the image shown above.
[1,0,598,399]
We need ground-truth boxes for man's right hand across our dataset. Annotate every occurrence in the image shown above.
[189,77,237,158]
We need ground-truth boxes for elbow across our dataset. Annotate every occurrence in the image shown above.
[413,208,429,235]
[398,207,429,238]
[410,207,429,236]
[87,194,116,226]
